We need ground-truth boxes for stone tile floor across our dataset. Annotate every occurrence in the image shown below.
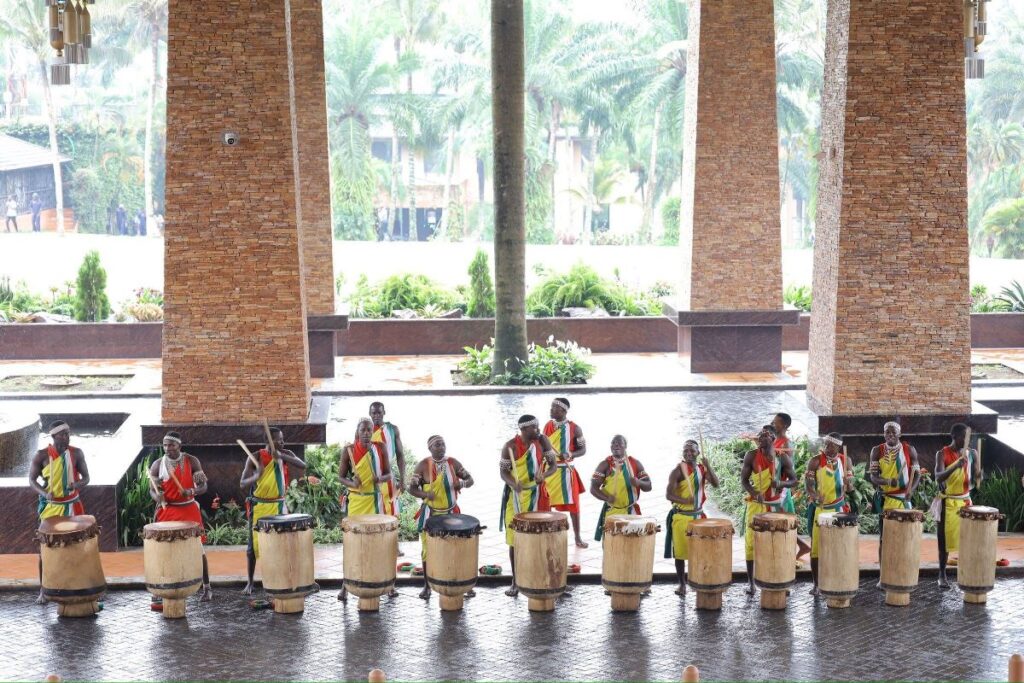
[2,579,1023,682]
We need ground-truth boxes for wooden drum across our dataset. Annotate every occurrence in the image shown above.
[36,515,107,617]
[601,515,659,612]
[958,506,1004,604]
[510,511,568,612]
[342,514,398,611]
[818,512,859,609]
[686,518,735,610]
[143,521,203,619]
[752,513,797,610]
[255,514,316,614]
[425,514,482,612]
[880,509,924,606]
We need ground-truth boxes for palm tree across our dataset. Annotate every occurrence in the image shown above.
[0,1,66,233]
[981,197,1024,258]
[491,0,529,376]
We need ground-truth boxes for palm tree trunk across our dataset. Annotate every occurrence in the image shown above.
[390,130,401,239]
[548,104,560,237]
[143,18,160,220]
[38,59,64,234]
[582,137,595,245]
[408,144,417,239]
[640,105,661,244]
[490,0,528,376]
[438,128,456,240]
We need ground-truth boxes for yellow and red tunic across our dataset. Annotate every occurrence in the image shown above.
[38,445,85,519]
[594,455,644,542]
[938,445,974,553]
[773,436,797,515]
[155,455,206,543]
[371,422,401,511]
[346,441,395,517]
[499,436,550,545]
[744,449,783,561]
[543,420,586,513]
[414,457,461,560]
[247,448,288,558]
[877,442,914,511]
[665,462,707,560]
[808,453,851,559]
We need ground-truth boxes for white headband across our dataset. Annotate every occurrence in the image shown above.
[48,424,70,436]
[427,435,444,448]
[884,421,902,436]
[823,435,843,446]
[162,435,182,444]
[519,419,539,430]
[552,400,569,411]
[683,439,700,453]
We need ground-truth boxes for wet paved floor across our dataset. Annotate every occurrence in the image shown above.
[2,579,1022,682]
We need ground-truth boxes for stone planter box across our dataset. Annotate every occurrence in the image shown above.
[1,313,1021,360]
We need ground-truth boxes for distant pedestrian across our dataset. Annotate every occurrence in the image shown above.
[5,195,18,232]
[30,193,42,232]
[115,204,127,235]
[136,209,147,237]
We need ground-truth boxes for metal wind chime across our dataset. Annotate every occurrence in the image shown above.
[46,0,95,86]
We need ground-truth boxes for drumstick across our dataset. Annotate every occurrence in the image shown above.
[977,437,983,476]
[148,473,167,509]
[236,439,262,470]
[262,419,277,457]
[162,454,187,494]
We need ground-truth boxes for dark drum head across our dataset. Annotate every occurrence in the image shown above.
[425,513,480,538]
[833,513,859,528]
[255,513,314,533]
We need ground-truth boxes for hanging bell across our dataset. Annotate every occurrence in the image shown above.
[80,1,91,49]
[51,60,70,86]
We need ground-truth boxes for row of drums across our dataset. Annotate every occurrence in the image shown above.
[35,505,1004,619]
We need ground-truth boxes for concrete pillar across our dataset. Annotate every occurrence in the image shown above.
[675,0,796,372]
[291,0,335,316]
[807,0,979,431]
[162,0,310,422]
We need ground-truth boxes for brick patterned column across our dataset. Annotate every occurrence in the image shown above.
[163,0,311,423]
[291,0,335,316]
[807,0,971,418]
[680,0,782,311]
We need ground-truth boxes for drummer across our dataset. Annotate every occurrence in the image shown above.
[148,431,212,607]
[543,398,589,548]
[28,420,91,605]
[337,417,395,602]
[409,435,475,600]
[499,414,558,598]
[804,432,853,596]
[240,427,307,596]
[868,421,921,569]
[664,439,720,596]
[740,424,793,595]
[590,435,652,542]
[772,413,811,564]
[934,423,982,588]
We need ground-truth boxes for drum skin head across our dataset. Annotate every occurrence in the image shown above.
[424,514,480,534]
[38,515,96,535]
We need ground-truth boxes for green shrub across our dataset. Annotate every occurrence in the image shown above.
[73,250,111,322]
[784,284,813,312]
[443,201,465,241]
[466,250,496,318]
[660,197,681,246]
[994,280,1024,312]
[976,468,1024,532]
[526,263,661,317]
[347,273,464,318]
[117,453,156,547]
[457,337,595,386]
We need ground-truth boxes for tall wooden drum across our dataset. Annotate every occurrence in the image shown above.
[342,514,398,611]
[425,514,482,612]
[510,511,568,612]
[958,506,1003,604]
[880,509,923,606]
[36,515,107,617]
[255,513,316,614]
[686,518,734,610]
[818,512,859,608]
[752,512,797,610]
[143,521,203,619]
[601,515,659,612]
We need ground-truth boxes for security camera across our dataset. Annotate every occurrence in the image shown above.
[222,131,240,146]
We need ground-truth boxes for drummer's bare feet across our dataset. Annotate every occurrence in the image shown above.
[574,537,589,548]
[505,584,519,598]
[563,584,574,593]
[875,580,883,591]
[201,585,213,601]
[388,589,399,598]
[938,573,950,589]
[745,583,756,596]
[418,586,431,600]
[809,586,820,597]
[466,589,476,598]
[675,585,686,597]
[241,582,254,596]
[35,590,47,605]
[337,587,348,602]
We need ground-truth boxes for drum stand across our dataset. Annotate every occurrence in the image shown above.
[58,601,99,618]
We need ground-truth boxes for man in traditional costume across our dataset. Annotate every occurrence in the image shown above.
[741,424,795,595]
[772,412,811,563]
[805,432,853,596]
[409,435,474,600]
[28,420,90,604]
[934,423,982,588]
[665,439,719,596]
[543,398,588,548]
[869,421,921,570]
[590,435,652,541]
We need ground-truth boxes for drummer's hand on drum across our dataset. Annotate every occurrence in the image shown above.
[755,493,765,504]
[351,474,362,489]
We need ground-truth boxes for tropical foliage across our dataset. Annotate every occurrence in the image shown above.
[457,337,595,385]
[526,263,662,317]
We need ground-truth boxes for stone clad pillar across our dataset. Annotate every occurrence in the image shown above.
[162,0,310,423]
[291,0,335,317]
[674,0,797,373]
[807,0,988,433]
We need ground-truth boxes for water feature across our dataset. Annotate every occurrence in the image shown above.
[0,411,40,475]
